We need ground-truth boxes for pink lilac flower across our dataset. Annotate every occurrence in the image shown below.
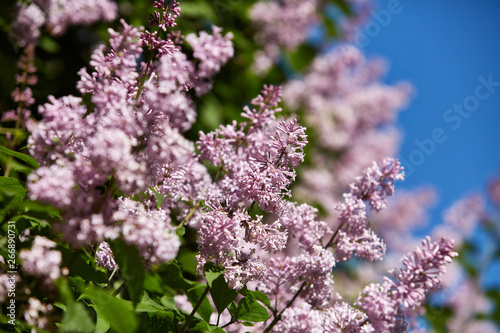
[28,12,234,251]
[446,280,493,333]
[42,0,117,36]
[488,175,500,207]
[348,158,405,212]
[186,25,234,93]
[195,205,286,290]
[333,158,404,262]
[322,302,375,333]
[198,85,307,214]
[356,237,457,331]
[278,202,331,251]
[150,0,181,31]
[373,187,436,232]
[114,198,180,266]
[10,0,117,47]
[96,241,117,271]
[10,3,46,47]
[24,298,54,330]
[443,194,485,235]
[249,0,318,74]
[20,236,61,282]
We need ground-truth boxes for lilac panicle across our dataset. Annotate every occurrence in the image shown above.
[333,158,403,262]
[388,236,457,310]
[150,0,181,31]
[249,0,318,74]
[278,202,331,251]
[96,241,117,271]
[349,158,405,212]
[355,237,458,331]
[10,0,117,47]
[197,85,307,214]
[114,198,180,266]
[241,85,283,128]
[10,3,45,47]
[24,298,54,331]
[186,25,234,80]
[196,206,287,290]
[19,236,61,282]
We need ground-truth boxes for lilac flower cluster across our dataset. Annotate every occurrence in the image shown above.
[334,158,404,262]
[10,0,118,47]
[24,297,54,331]
[249,0,318,74]
[356,237,458,331]
[27,3,234,268]
[2,44,38,141]
[20,236,62,282]
[95,241,117,271]
[196,85,309,288]
[198,85,307,214]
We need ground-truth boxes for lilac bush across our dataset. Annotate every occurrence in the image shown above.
[0,0,482,332]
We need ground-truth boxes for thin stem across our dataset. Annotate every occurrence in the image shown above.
[324,221,345,249]
[248,201,256,213]
[113,281,127,296]
[177,201,201,229]
[180,284,210,333]
[263,282,306,333]
[135,52,155,101]
[220,319,235,329]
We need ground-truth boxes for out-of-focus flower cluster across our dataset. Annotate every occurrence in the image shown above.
[10,0,118,47]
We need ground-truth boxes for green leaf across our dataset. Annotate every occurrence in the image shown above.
[244,290,271,310]
[0,176,26,222]
[80,286,137,333]
[191,321,227,333]
[204,262,225,287]
[94,305,112,333]
[160,262,213,321]
[181,1,217,21]
[160,296,179,312]
[18,199,60,220]
[187,283,213,322]
[162,261,193,290]
[176,226,186,237]
[136,292,168,313]
[58,246,108,284]
[0,145,39,169]
[176,250,197,276]
[149,187,164,209]
[110,239,145,306]
[235,294,270,322]
[39,35,60,54]
[331,0,353,16]
[241,321,255,327]
[209,274,237,315]
[60,302,95,333]
[288,44,317,72]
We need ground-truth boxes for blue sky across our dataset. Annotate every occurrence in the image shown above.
[357,0,500,286]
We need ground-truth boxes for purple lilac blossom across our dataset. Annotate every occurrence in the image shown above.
[19,236,61,282]
[114,198,180,266]
[24,298,54,330]
[249,0,318,75]
[95,241,117,270]
[10,0,117,47]
[356,237,457,331]
[333,158,404,262]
